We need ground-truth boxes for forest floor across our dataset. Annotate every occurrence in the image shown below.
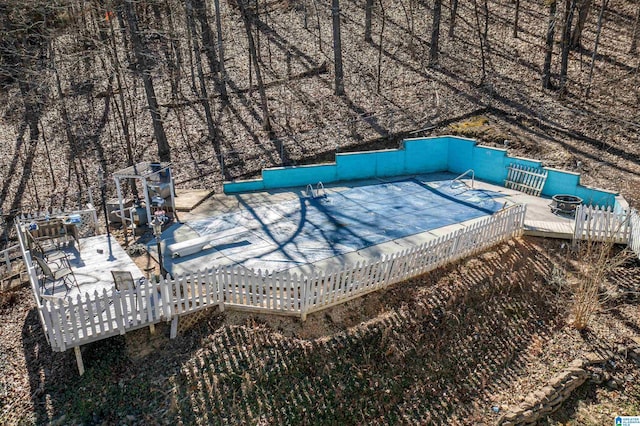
[1,236,640,425]
[1,0,640,423]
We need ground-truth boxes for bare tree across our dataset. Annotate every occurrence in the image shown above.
[185,0,216,140]
[312,0,323,53]
[513,0,520,38]
[543,0,558,89]
[365,0,374,42]
[151,2,177,98]
[164,0,185,101]
[399,0,416,57]
[585,0,608,97]
[123,0,171,161]
[105,7,139,199]
[52,48,83,193]
[377,0,386,93]
[473,0,490,84]
[237,0,274,135]
[559,0,578,94]
[0,1,52,213]
[570,0,593,49]
[212,0,229,101]
[332,0,345,95]
[449,0,459,38]
[631,3,640,53]
[430,0,443,66]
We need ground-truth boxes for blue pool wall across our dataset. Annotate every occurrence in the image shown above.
[224,136,619,208]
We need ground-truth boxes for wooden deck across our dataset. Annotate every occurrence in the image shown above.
[173,189,215,212]
[524,220,574,239]
[42,235,145,299]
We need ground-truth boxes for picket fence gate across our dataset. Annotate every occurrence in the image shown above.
[573,204,631,244]
[505,164,548,197]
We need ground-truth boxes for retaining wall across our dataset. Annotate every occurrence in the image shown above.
[223,136,618,208]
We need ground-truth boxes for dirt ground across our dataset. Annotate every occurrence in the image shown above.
[2,0,640,422]
[1,236,640,425]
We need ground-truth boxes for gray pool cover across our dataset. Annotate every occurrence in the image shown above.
[169,176,504,272]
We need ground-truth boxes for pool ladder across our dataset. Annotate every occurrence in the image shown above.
[306,181,326,199]
[452,169,475,189]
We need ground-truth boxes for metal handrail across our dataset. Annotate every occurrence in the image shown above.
[306,182,326,199]
[452,169,475,189]
[306,184,315,199]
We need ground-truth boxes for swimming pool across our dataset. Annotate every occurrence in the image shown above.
[167,174,506,273]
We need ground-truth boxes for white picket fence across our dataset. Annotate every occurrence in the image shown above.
[505,163,548,196]
[41,281,171,352]
[573,204,631,244]
[39,204,527,352]
[628,209,640,258]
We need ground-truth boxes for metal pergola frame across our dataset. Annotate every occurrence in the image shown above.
[111,162,177,230]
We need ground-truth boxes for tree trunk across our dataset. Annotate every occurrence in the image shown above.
[585,0,608,97]
[238,0,273,135]
[151,2,175,95]
[255,0,261,62]
[376,0,386,93]
[513,0,520,38]
[115,5,133,69]
[570,0,593,49]
[53,54,77,173]
[192,0,220,77]
[449,0,458,38]
[631,4,640,53]
[430,0,442,66]
[332,0,345,96]
[312,0,323,52]
[124,0,170,161]
[10,80,42,215]
[473,0,489,84]
[107,11,139,199]
[398,0,416,58]
[559,0,577,94]
[164,0,184,100]
[39,120,56,191]
[51,44,88,194]
[186,0,217,140]
[213,0,229,101]
[542,0,557,89]
[365,0,374,42]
